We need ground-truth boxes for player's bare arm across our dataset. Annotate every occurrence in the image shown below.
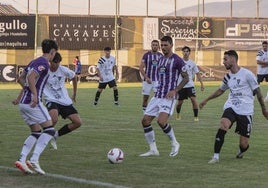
[196,72,204,91]
[199,88,225,109]
[254,87,268,119]
[166,71,189,99]
[139,61,151,84]
[27,71,39,108]
[71,75,78,102]
[114,65,119,80]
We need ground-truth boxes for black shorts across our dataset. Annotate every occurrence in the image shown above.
[222,108,252,138]
[178,87,196,100]
[98,79,117,89]
[46,102,78,119]
[257,74,268,83]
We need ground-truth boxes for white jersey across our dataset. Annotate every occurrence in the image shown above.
[97,56,116,83]
[43,65,75,106]
[177,59,199,88]
[183,59,199,88]
[220,67,259,115]
[256,49,268,75]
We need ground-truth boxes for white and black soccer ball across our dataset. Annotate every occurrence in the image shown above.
[107,148,124,164]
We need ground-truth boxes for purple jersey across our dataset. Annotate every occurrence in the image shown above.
[20,56,50,104]
[142,51,163,81]
[155,53,185,98]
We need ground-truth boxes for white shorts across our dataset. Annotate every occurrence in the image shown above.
[144,97,176,117]
[142,81,158,95]
[19,103,51,125]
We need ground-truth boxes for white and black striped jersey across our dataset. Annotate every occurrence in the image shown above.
[220,67,259,115]
[97,56,116,83]
[256,50,268,75]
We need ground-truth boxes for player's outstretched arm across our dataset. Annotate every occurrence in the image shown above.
[199,88,224,109]
[254,87,268,119]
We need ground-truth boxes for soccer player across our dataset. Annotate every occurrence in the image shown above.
[256,41,268,100]
[176,46,204,121]
[93,47,119,106]
[139,36,189,157]
[73,56,82,83]
[43,52,82,150]
[14,39,58,175]
[139,40,163,113]
[199,50,268,164]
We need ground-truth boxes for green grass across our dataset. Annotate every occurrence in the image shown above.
[1,83,268,188]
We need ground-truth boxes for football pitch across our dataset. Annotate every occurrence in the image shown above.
[1,82,268,188]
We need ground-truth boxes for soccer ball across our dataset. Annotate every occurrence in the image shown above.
[107,148,124,164]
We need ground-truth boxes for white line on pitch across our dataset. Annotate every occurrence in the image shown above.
[0,166,130,188]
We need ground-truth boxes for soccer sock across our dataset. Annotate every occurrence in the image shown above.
[30,126,55,162]
[113,89,118,102]
[94,91,101,103]
[162,124,177,143]
[214,129,227,154]
[142,105,147,112]
[58,124,72,137]
[143,125,157,151]
[193,109,198,117]
[239,144,249,153]
[18,132,41,163]
[176,104,182,114]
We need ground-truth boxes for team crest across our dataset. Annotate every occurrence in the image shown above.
[38,65,45,71]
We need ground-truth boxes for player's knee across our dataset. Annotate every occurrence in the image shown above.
[43,126,56,136]
[220,118,231,131]
[142,117,150,126]
[157,119,165,127]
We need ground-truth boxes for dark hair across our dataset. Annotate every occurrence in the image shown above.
[41,39,58,53]
[75,56,79,59]
[104,47,111,51]
[160,36,173,45]
[53,52,62,63]
[182,46,191,52]
[262,41,268,45]
[224,50,238,61]
[151,40,159,44]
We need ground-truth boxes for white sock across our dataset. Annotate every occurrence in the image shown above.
[145,130,157,151]
[165,126,177,143]
[213,153,219,159]
[18,135,37,163]
[30,133,53,162]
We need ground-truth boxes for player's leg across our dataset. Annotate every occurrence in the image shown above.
[94,83,105,106]
[176,88,187,120]
[139,97,159,157]
[109,80,119,105]
[190,96,199,121]
[57,112,82,137]
[158,99,180,157]
[141,81,153,112]
[28,104,55,174]
[235,114,252,158]
[15,123,42,174]
[208,108,233,164]
[176,100,183,120]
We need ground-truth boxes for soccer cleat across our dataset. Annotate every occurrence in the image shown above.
[27,160,45,175]
[50,137,57,150]
[15,161,34,174]
[114,101,120,106]
[194,117,199,122]
[170,142,180,157]
[208,157,219,164]
[139,150,159,157]
[176,113,181,120]
[93,102,98,107]
[236,150,244,159]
